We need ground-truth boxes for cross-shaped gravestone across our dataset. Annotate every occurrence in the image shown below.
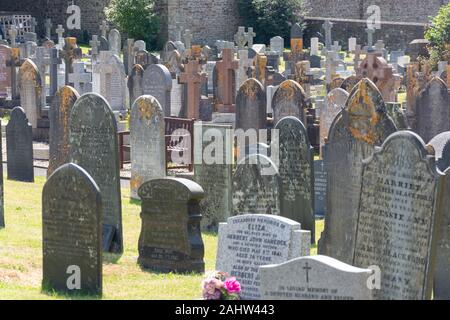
[8,26,18,47]
[56,24,65,48]
[48,48,61,96]
[59,38,82,85]
[69,62,92,95]
[325,51,339,85]
[183,29,193,49]
[100,20,109,38]
[45,19,52,39]
[234,26,247,50]
[236,49,253,90]
[246,27,256,47]
[6,47,22,99]
[179,60,206,119]
[90,35,100,64]
[216,48,239,112]
[366,28,375,49]
[322,20,333,50]
[331,41,341,53]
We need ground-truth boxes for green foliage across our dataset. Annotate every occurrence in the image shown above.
[425,3,450,65]
[237,0,307,45]
[105,0,161,50]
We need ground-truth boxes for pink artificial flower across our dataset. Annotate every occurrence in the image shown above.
[224,277,241,294]
[202,278,224,300]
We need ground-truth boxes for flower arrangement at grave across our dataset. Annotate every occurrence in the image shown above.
[201,272,241,300]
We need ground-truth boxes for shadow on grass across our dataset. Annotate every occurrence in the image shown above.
[128,198,141,206]
[103,253,123,264]
[41,282,101,300]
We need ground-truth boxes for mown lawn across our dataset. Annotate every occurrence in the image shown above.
[0,176,323,300]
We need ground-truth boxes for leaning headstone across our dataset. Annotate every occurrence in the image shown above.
[275,116,314,242]
[137,178,205,273]
[142,64,173,117]
[232,154,280,216]
[130,96,166,199]
[216,214,311,300]
[48,86,80,177]
[236,78,266,131]
[318,79,397,264]
[260,255,374,300]
[70,93,123,254]
[194,122,233,231]
[42,163,102,296]
[19,58,42,129]
[272,80,307,125]
[353,131,443,300]
[6,107,34,182]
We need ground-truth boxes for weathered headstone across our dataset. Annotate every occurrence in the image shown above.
[215,48,238,113]
[19,58,42,130]
[272,80,307,125]
[236,78,266,131]
[354,131,443,300]
[318,79,397,264]
[270,36,284,56]
[142,64,172,117]
[6,107,34,182]
[108,29,121,55]
[137,178,205,273]
[127,64,144,108]
[428,132,450,172]
[178,60,206,119]
[59,37,82,85]
[194,122,233,231]
[275,116,315,242]
[130,96,166,199]
[260,255,374,300]
[216,214,310,300]
[0,44,12,99]
[68,62,92,95]
[42,163,102,295]
[70,93,123,254]
[48,86,80,176]
[314,160,327,217]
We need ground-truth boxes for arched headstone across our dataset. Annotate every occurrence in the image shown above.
[272,80,307,125]
[236,78,266,131]
[142,64,173,117]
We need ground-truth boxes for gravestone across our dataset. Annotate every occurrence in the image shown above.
[215,48,238,113]
[130,96,166,200]
[6,107,34,182]
[340,75,360,93]
[318,79,397,264]
[193,122,233,231]
[19,59,42,130]
[137,178,205,273]
[142,64,173,117]
[59,38,82,85]
[0,44,12,98]
[216,214,311,300]
[108,29,121,55]
[232,154,280,216]
[68,62,92,95]
[235,78,266,131]
[270,36,284,56]
[127,64,144,108]
[272,80,307,125]
[275,116,314,242]
[310,37,319,56]
[48,86,80,177]
[260,255,373,300]
[99,36,109,52]
[386,102,408,130]
[236,50,252,92]
[354,131,443,300]
[70,93,123,254]
[179,60,207,119]
[414,77,449,143]
[314,160,327,217]
[320,88,349,155]
[428,132,450,172]
[42,163,102,295]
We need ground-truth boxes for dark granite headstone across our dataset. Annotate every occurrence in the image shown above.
[354,131,443,300]
[48,86,80,177]
[127,64,144,109]
[6,107,34,182]
[236,78,266,131]
[130,95,166,199]
[137,178,205,273]
[272,80,307,126]
[340,75,361,93]
[232,154,281,216]
[275,116,315,242]
[69,93,123,254]
[99,36,109,52]
[42,163,102,295]
[309,55,321,68]
[318,79,397,264]
[314,159,327,218]
[142,64,173,117]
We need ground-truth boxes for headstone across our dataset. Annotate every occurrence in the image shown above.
[55,25,65,47]
[246,27,256,47]
[236,78,266,131]
[178,60,207,119]
[19,58,42,129]
[123,39,135,75]
[232,154,280,216]
[142,64,173,117]
[272,80,307,125]
[48,86,80,176]
[270,36,284,56]
[322,20,333,50]
[194,122,233,231]
[108,29,121,55]
[310,37,319,56]
[59,38,82,85]
[353,131,443,300]
[130,96,166,199]
[414,77,449,143]
[408,39,430,62]
[137,178,205,273]
[216,214,311,300]
[386,102,408,130]
[68,62,92,95]
[70,93,123,254]
[215,48,238,113]
[44,19,52,39]
[6,107,34,182]
[236,50,252,91]
[0,44,12,98]
[127,64,144,108]
[260,255,374,300]
[100,20,109,38]
[275,116,315,242]
[348,37,357,52]
[89,35,101,64]
[42,163,102,295]
[314,160,327,217]
[318,79,397,264]
[99,36,109,52]
[428,132,450,172]
[234,27,247,50]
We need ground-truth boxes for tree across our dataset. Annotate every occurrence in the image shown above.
[237,0,307,45]
[425,3,450,66]
[105,0,161,50]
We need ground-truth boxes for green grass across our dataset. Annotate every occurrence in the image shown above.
[0,177,323,300]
